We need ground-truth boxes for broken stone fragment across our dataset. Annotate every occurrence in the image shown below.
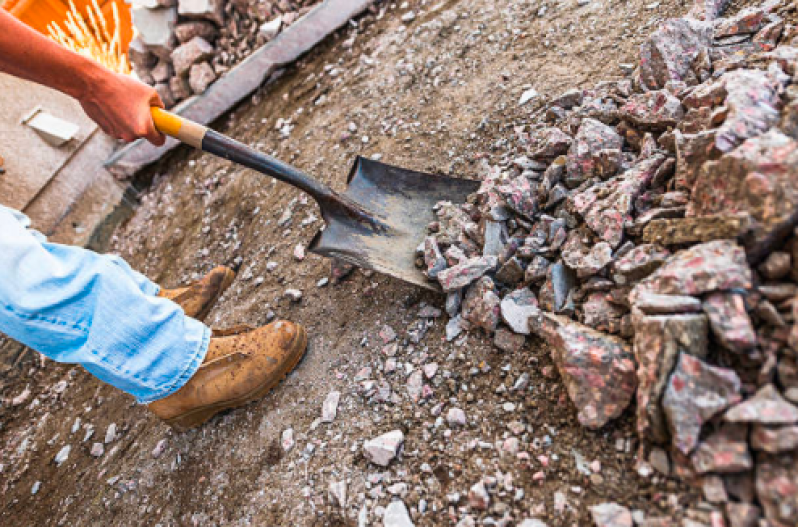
[662,352,741,454]
[423,236,447,279]
[321,391,340,423]
[692,424,752,473]
[132,6,177,58]
[630,240,752,303]
[581,292,625,333]
[724,384,798,425]
[530,127,573,160]
[500,287,539,335]
[751,425,798,453]
[188,61,217,94]
[539,263,578,315]
[673,130,720,191]
[642,214,750,245]
[633,292,702,315]
[525,255,551,283]
[561,234,613,279]
[496,175,538,220]
[483,220,508,257]
[570,154,666,248]
[619,90,684,130]
[494,327,526,353]
[363,430,404,467]
[714,69,782,153]
[436,256,498,293]
[169,75,192,101]
[755,453,798,527]
[725,503,762,527]
[565,118,623,187]
[758,251,792,280]
[174,20,217,43]
[612,244,670,285]
[178,0,224,25]
[687,0,731,21]
[702,291,756,353]
[461,277,501,333]
[689,130,798,261]
[638,17,713,91]
[551,88,583,109]
[468,480,490,510]
[172,37,214,77]
[633,312,709,443]
[383,500,415,527]
[529,313,637,429]
[714,6,767,39]
[589,502,633,527]
[495,257,524,286]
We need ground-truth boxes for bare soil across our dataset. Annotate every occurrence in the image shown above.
[1,0,720,525]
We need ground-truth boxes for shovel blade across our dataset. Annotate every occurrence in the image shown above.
[308,157,480,291]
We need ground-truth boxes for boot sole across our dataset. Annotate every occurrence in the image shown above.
[165,324,308,430]
[194,268,236,322]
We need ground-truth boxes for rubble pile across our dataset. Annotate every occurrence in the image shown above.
[419,1,798,524]
[127,0,319,107]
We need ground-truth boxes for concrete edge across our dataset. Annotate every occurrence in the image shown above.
[105,0,374,179]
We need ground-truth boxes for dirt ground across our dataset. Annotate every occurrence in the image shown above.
[0,0,722,524]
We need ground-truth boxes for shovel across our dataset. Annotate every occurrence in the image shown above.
[151,108,480,291]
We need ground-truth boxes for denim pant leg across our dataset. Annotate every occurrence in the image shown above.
[0,205,209,403]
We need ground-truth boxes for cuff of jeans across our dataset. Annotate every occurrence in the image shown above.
[136,319,210,404]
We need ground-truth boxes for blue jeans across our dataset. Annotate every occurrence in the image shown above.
[0,205,209,403]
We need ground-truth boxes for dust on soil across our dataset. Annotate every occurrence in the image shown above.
[0,0,719,524]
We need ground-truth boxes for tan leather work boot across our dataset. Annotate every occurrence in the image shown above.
[148,321,308,429]
[158,266,236,321]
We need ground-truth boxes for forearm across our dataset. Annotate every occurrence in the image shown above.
[0,10,102,100]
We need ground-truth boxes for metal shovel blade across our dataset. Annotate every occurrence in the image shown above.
[308,157,480,291]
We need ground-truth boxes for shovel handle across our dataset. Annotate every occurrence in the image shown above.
[150,107,336,203]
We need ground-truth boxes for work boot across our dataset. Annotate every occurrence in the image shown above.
[158,266,236,321]
[148,321,308,430]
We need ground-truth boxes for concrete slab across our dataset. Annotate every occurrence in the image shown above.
[106,0,373,179]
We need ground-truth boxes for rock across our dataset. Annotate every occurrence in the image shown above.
[688,130,798,261]
[519,88,538,106]
[154,83,175,108]
[589,502,633,527]
[468,480,490,510]
[633,292,703,314]
[131,7,177,57]
[633,313,709,443]
[724,384,798,425]
[446,315,464,341]
[565,118,623,187]
[642,214,750,245]
[363,430,403,467]
[530,127,572,160]
[172,36,213,77]
[322,391,340,423]
[561,235,613,278]
[612,244,670,285]
[701,292,756,353]
[518,520,548,527]
[500,288,539,335]
[437,256,498,292]
[714,70,782,153]
[169,75,192,101]
[152,439,168,459]
[673,130,721,191]
[406,370,423,402]
[447,408,467,427]
[383,500,415,527]
[714,6,767,39]
[702,474,728,503]
[725,503,761,527]
[54,445,71,466]
[90,442,104,457]
[756,453,798,526]
[662,353,741,454]
[692,425,752,473]
[619,90,684,130]
[461,277,501,333]
[281,428,295,452]
[496,257,524,285]
[751,425,798,453]
[638,17,712,91]
[104,423,117,444]
[687,0,731,20]
[188,61,217,94]
[174,20,217,43]
[494,328,526,352]
[571,154,666,248]
[582,292,625,333]
[259,16,282,39]
[178,0,223,25]
[284,289,302,302]
[496,175,538,219]
[649,447,671,475]
[151,59,172,83]
[328,480,347,508]
[630,240,752,303]
[759,251,792,280]
[539,263,578,314]
[423,236,447,279]
[529,313,637,429]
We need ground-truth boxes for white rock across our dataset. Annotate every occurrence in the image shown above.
[104,423,117,444]
[447,408,467,427]
[383,500,415,527]
[31,481,41,495]
[328,480,347,507]
[406,370,423,402]
[518,520,548,527]
[401,11,416,23]
[285,289,303,302]
[132,6,177,52]
[423,363,438,379]
[54,445,71,466]
[152,439,168,459]
[281,428,295,452]
[178,0,223,25]
[468,480,490,510]
[363,430,404,467]
[519,88,539,106]
[500,291,539,335]
[259,16,282,39]
[90,442,105,457]
[322,391,341,423]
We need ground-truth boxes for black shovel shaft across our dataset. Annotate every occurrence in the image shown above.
[202,130,335,203]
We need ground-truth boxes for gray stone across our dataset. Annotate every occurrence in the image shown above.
[590,502,633,527]
[500,288,539,335]
[383,500,415,527]
[132,6,177,58]
[363,430,404,467]
[189,62,217,94]
[178,0,224,25]
[174,20,218,43]
[171,37,214,77]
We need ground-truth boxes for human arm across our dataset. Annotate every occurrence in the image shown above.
[0,10,164,145]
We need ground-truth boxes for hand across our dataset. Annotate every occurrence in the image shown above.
[78,69,166,146]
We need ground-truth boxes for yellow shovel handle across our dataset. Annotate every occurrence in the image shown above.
[150,107,208,149]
